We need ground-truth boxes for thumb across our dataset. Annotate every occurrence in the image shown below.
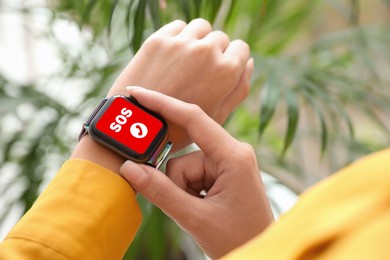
[120,161,200,222]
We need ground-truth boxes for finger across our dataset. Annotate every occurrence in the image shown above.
[151,20,187,37]
[215,57,254,123]
[120,160,202,223]
[178,18,212,39]
[201,30,230,52]
[223,39,250,76]
[166,151,214,195]
[126,86,237,156]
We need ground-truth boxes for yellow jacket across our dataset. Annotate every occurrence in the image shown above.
[1,149,390,259]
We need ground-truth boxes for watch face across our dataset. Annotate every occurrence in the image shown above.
[90,96,166,160]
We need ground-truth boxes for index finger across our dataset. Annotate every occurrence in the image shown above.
[126,86,237,156]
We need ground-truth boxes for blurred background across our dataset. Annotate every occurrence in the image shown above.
[1,0,390,259]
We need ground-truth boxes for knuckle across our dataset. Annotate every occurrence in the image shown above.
[192,18,211,29]
[187,103,203,115]
[143,35,164,50]
[242,41,250,54]
[236,142,256,163]
[171,19,187,27]
[233,39,250,53]
[212,30,230,41]
[217,29,229,38]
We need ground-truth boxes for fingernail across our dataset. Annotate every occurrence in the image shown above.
[120,160,148,188]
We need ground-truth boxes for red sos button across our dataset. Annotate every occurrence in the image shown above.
[81,95,172,168]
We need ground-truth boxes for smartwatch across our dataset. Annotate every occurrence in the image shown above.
[79,95,172,169]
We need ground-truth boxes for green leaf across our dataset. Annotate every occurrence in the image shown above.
[3,131,24,162]
[305,71,355,139]
[107,0,120,37]
[193,0,202,18]
[180,0,191,21]
[147,0,163,30]
[132,0,147,53]
[0,200,20,228]
[209,0,222,23]
[81,0,98,26]
[361,105,390,136]
[126,0,137,45]
[282,88,299,155]
[301,89,328,154]
[259,74,281,137]
[224,0,237,26]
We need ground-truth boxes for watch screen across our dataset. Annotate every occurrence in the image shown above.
[96,97,163,154]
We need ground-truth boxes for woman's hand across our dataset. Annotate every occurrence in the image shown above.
[73,18,252,174]
[108,18,253,151]
[120,88,274,260]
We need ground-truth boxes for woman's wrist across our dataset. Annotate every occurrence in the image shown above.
[71,135,125,174]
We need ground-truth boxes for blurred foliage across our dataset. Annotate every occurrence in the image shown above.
[1,0,390,259]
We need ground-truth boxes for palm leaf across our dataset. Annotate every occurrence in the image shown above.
[132,0,147,53]
[258,72,281,137]
[282,88,299,155]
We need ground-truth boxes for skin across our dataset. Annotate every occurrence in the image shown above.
[120,88,274,260]
[72,18,270,258]
[72,18,253,173]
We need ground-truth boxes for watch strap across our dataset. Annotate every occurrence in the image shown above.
[147,134,172,169]
[78,98,109,141]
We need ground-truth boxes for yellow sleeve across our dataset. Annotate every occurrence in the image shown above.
[0,159,142,260]
[222,148,390,260]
